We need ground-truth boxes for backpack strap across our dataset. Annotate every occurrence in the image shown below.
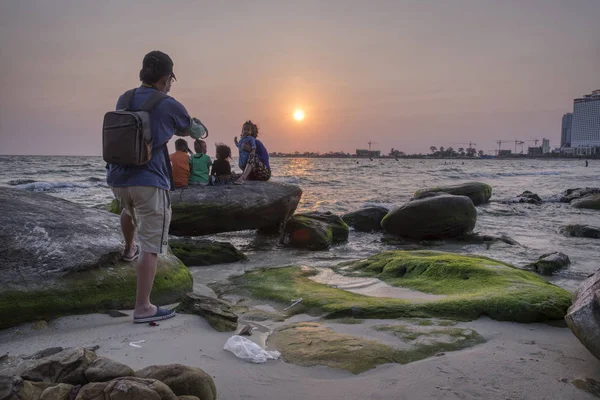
[140,91,169,112]
[120,89,137,111]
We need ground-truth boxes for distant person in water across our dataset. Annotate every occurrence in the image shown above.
[188,139,212,185]
[234,120,271,184]
[210,143,236,185]
[170,139,192,188]
[586,160,589,167]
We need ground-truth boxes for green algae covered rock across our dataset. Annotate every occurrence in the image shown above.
[283,212,349,250]
[169,239,247,266]
[382,195,477,240]
[413,181,492,205]
[0,187,192,329]
[269,321,484,374]
[227,251,571,323]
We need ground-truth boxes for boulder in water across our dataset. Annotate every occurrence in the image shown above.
[341,206,389,232]
[382,195,477,240]
[566,268,600,361]
[0,188,192,329]
[558,187,600,203]
[169,181,301,236]
[169,239,247,266]
[571,194,600,210]
[525,252,570,275]
[560,224,600,239]
[413,182,492,205]
[508,191,542,205]
[283,212,349,250]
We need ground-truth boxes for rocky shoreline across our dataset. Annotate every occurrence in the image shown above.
[2,182,600,399]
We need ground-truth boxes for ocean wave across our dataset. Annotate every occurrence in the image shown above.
[58,163,94,168]
[468,171,561,178]
[7,179,37,185]
[273,176,300,184]
[15,181,92,192]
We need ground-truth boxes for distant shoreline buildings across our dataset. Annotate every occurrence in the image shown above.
[561,89,600,155]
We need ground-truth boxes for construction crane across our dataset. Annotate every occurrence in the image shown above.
[496,140,504,153]
[453,142,477,150]
[513,140,525,154]
[368,141,378,152]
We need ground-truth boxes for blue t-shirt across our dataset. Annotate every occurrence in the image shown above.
[237,136,256,169]
[106,86,191,191]
[255,139,270,169]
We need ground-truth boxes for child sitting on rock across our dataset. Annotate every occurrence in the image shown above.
[210,144,236,185]
[188,139,212,185]
[170,139,192,188]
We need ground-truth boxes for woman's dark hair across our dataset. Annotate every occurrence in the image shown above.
[215,143,232,160]
[242,120,259,138]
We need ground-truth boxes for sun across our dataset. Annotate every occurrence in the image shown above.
[293,109,305,121]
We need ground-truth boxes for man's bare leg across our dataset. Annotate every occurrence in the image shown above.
[120,210,137,258]
[133,251,158,318]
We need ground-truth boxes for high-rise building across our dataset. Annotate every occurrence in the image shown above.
[542,138,550,154]
[561,113,572,148]
[571,90,600,147]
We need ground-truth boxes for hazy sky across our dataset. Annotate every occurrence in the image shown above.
[1,0,599,155]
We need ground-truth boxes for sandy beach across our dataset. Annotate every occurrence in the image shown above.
[1,310,599,400]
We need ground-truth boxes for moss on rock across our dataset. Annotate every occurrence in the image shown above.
[170,239,247,266]
[1,255,192,329]
[270,322,485,374]
[227,251,571,322]
[283,212,349,250]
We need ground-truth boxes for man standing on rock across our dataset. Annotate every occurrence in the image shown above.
[106,51,207,323]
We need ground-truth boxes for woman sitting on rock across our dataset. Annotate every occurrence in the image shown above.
[233,120,271,184]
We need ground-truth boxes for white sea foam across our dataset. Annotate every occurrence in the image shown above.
[15,181,92,192]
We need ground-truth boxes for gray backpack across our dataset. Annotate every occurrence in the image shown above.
[102,89,168,166]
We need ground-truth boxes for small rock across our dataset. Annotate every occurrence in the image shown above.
[341,207,389,232]
[135,364,217,400]
[525,252,570,275]
[507,191,542,205]
[84,356,134,382]
[560,224,600,239]
[177,292,238,332]
[32,320,48,330]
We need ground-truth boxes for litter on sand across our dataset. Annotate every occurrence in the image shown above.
[283,298,303,311]
[223,335,280,363]
[128,340,145,348]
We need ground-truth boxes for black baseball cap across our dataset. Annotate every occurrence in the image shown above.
[142,50,176,80]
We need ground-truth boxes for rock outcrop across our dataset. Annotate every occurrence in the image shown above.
[0,188,192,329]
[525,252,570,275]
[560,224,600,239]
[169,181,301,236]
[558,187,600,203]
[0,347,216,400]
[508,191,542,205]
[169,239,247,266]
[177,292,238,332]
[413,182,492,205]
[341,206,389,232]
[382,195,477,240]
[283,212,349,250]
[566,268,600,361]
[571,194,600,210]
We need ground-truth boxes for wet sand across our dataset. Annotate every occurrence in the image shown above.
[1,312,599,400]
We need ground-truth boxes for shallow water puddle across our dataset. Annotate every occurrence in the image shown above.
[308,268,446,301]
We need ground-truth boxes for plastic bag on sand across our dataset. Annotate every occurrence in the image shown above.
[224,335,281,363]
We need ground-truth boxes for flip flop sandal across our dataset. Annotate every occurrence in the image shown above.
[122,245,140,262]
[133,306,176,324]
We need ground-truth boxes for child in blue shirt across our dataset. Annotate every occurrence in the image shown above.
[234,121,257,170]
